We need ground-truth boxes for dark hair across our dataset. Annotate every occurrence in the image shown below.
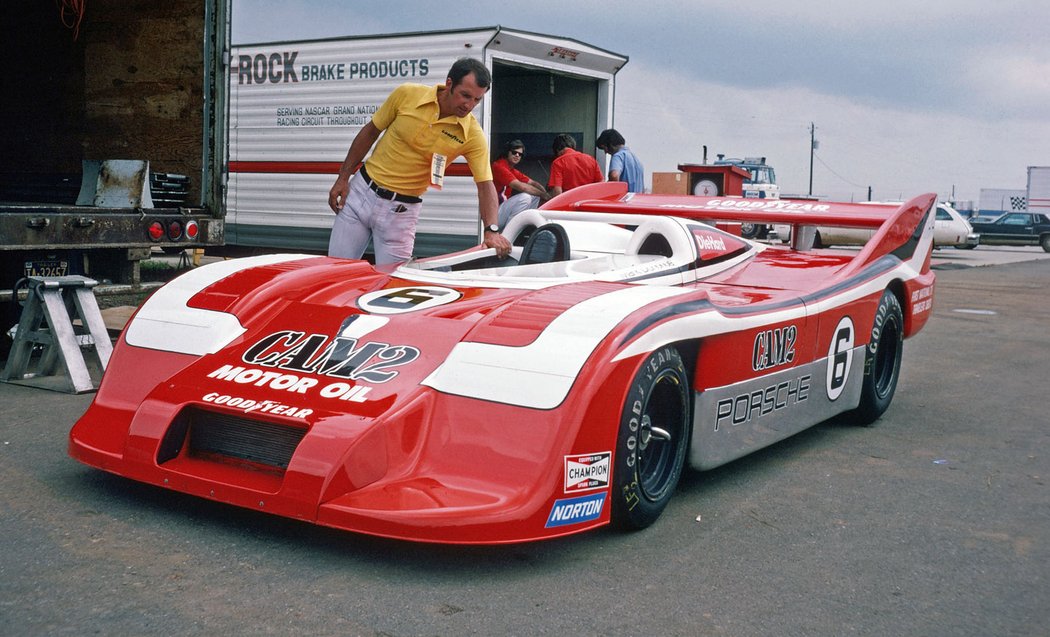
[504,139,525,157]
[552,133,577,153]
[448,57,491,89]
[596,128,625,150]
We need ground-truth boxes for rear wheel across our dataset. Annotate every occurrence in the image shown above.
[612,346,691,529]
[1040,235,1050,252]
[850,290,904,425]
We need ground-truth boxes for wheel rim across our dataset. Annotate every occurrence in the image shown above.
[637,369,687,501]
[872,314,901,398]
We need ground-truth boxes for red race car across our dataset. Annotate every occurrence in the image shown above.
[70,183,937,544]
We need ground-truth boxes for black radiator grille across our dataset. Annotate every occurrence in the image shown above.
[159,407,307,470]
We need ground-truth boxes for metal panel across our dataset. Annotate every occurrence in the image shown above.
[227,172,480,247]
[484,28,627,78]
[690,351,864,471]
[1026,166,1050,213]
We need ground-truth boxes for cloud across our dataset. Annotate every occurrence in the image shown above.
[616,60,1050,203]
[230,0,1050,204]
[962,45,1050,120]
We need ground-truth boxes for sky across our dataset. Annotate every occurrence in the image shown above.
[231,0,1050,206]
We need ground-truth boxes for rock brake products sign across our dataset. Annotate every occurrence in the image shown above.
[235,51,430,85]
[236,52,433,128]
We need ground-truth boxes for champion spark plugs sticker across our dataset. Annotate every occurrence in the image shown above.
[564,452,611,493]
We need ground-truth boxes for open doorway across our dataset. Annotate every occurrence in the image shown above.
[489,61,600,187]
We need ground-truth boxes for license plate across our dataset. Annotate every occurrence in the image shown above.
[23,259,69,277]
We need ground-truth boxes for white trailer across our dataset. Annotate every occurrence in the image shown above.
[1026,166,1050,215]
[228,27,627,256]
[977,187,1026,218]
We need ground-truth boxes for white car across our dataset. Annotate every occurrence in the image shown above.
[774,203,978,249]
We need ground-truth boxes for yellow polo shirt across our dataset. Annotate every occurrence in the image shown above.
[364,83,492,197]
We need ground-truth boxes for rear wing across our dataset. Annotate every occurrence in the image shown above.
[542,183,937,275]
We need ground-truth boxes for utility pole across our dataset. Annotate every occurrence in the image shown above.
[808,122,817,196]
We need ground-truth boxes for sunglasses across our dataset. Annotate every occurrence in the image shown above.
[509,150,523,157]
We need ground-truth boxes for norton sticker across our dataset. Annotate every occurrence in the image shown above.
[546,492,606,528]
[357,286,461,315]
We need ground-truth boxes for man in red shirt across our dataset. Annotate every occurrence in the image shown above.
[547,133,603,197]
[491,139,549,228]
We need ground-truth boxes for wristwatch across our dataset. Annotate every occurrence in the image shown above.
[486,224,500,233]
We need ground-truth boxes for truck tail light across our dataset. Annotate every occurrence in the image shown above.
[148,221,165,241]
[167,220,183,241]
[185,220,199,240]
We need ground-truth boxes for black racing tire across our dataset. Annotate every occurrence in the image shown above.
[1040,235,1050,253]
[813,231,824,249]
[611,346,691,530]
[955,243,976,250]
[850,290,904,425]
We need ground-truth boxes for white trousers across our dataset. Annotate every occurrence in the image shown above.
[328,173,422,264]
[497,192,541,229]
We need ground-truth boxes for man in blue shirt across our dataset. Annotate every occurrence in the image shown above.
[597,129,645,193]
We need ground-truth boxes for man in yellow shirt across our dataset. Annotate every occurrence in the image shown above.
[327,58,511,263]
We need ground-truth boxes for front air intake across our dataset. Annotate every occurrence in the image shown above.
[158,407,307,471]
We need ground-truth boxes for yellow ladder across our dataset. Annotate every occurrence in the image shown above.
[2,276,113,393]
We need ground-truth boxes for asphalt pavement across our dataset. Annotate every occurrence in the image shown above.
[0,250,1047,636]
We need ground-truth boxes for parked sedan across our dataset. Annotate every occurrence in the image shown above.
[967,212,1050,252]
[774,203,978,249]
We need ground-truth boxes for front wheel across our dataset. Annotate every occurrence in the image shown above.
[849,290,904,425]
[611,346,691,530]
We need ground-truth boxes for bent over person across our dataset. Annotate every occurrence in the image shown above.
[547,133,603,197]
[327,58,510,263]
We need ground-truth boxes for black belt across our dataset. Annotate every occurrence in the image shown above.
[359,166,422,204]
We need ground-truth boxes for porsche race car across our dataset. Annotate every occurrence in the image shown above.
[69,183,937,544]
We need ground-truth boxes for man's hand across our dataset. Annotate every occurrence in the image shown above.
[328,179,349,213]
[484,229,512,259]
[329,122,381,213]
[476,180,509,257]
